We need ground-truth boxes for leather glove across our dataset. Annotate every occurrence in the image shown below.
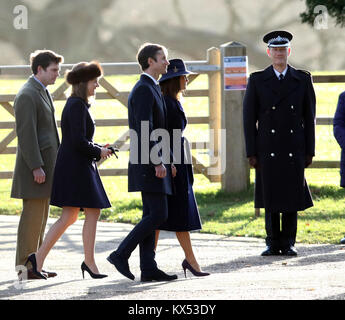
[248,156,259,169]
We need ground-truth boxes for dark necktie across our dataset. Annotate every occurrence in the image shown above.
[45,89,53,108]
[279,73,284,81]
[155,84,162,96]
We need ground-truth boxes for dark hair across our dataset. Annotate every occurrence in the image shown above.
[30,49,63,75]
[160,76,182,101]
[136,43,167,71]
[65,61,103,103]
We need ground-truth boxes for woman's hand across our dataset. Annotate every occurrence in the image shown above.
[100,147,112,159]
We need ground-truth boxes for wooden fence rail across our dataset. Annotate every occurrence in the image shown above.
[0,47,222,182]
[0,44,344,188]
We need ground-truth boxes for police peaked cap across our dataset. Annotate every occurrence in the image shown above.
[263,30,293,47]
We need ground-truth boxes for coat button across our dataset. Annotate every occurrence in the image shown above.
[271,153,275,157]
[272,106,276,110]
[271,129,275,133]
[291,105,294,110]
[289,153,293,157]
[290,129,294,133]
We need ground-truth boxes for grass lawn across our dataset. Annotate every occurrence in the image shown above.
[1,73,345,244]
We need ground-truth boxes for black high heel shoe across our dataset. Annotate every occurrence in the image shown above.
[81,262,108,279]
[182,259,210,278]
[24,253,47,280]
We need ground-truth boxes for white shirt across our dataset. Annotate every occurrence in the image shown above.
[273,66,288,80]
[142,72,159,85]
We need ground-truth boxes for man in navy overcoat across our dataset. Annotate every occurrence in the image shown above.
[243,31,316,256]
[333,91,345,244]
[107,43,177,281]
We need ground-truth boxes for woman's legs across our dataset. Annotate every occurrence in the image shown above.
[36,207,79,271]
[82,208,101,274]
[155,230,202,272]
[154,230,160,252]
[176,231,201,272]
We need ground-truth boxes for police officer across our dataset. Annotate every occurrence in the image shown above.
[243,30,316,256]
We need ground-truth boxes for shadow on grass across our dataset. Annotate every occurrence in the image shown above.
[195,184,254,205]
[309,184,345,200]
[2,183,345,243]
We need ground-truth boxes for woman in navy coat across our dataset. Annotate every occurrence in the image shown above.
[333,91,345,244]
[155,59,209,277]
[31,62,113,279]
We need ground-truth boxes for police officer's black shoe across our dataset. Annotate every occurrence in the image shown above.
[261,246,281,256]
[340,237,345,244]
[281,246,298,256]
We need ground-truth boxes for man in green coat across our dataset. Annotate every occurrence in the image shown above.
[11,50,63,279]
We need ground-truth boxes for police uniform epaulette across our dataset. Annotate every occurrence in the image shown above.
[251,69,265,74]
[250,69,265,76]
[296,69,311,76]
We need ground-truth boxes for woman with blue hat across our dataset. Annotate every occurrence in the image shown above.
[155,59,210,277]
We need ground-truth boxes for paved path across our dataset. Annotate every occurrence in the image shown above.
[1,214,345,301]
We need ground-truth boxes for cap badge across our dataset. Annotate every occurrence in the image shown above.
[268,36,288,44]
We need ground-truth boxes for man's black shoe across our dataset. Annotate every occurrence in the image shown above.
[281,246,298,256]
[107,252,135,280]
[42,269,57,278]
[340,236,345,244]
[18,269,47,280]
[261,246,281,256]
[141,269,178,282]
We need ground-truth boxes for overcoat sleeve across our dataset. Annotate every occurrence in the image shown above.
[14,92,44,170]
[333,92,345,150]
[67,100,102,161]
[243,74,258,157]
[303,74,316,156]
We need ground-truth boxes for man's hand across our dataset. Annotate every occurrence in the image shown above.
[171,164,177,178]
[248,156,259,169]
[155,164,167,178]
[33,167,46,184]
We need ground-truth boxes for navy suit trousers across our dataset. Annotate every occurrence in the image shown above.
[116,192,168,273]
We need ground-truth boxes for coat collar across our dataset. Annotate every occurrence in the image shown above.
[262,65,300,105]
[28,75,54,110]
[263,65,301,81]
[140,74,162,96]
[142,72,159,85]
[139,74,168,127]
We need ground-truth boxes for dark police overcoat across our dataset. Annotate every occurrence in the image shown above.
[127,75,173,195]
[333,91,345,187]
[243,65,316,212]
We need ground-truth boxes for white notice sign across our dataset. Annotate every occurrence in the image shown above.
[224,56,248,90]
